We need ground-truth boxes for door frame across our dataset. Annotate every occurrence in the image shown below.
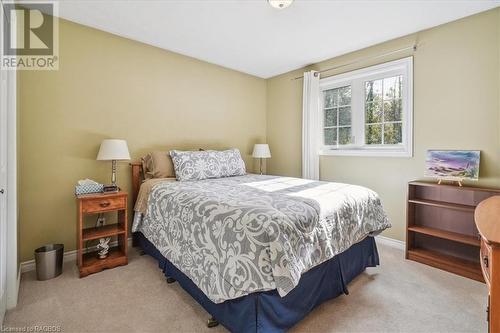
[5,66,18,311]
[0,0,19,322]
[0,46,18,326]
[0,60,6,325]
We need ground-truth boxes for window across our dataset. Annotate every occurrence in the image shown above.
[319,57,413,157]
[323,86,352,145]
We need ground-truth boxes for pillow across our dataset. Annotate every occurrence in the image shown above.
[141,151,175,179]
[170,148,246,181]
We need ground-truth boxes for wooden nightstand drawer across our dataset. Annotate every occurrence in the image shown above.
[81,195,126,213]
[481,238,492,286]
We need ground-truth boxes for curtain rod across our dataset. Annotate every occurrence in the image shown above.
[292,44,418,81]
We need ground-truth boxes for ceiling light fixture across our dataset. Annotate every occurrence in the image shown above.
[268,0,294,10]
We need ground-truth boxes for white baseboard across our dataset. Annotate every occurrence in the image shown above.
[375,235,406,250]
[20,237,133,273]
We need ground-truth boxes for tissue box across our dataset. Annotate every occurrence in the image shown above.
[75,183,104,196]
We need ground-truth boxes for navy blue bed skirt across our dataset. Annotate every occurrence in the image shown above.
[135,232,379,333]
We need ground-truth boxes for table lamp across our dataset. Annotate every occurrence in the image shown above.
[252,144,271,175]
[97,139,130,187]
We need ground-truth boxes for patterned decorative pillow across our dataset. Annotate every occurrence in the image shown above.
[169,149,246,181]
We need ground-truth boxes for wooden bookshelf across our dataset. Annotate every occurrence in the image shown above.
[407,226,480,247]
[406,181,500,282]
[407,198,475,212]
[407,248,483,281]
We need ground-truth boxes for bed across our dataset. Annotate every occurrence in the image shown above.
[130,151,390,332]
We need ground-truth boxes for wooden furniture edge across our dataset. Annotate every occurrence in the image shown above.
[407,225,480,247]
[76,191,128,200]
[76,192,128,277]
[130,161,143,204]
[130,161,143,247]
[475,196,500,245]
[409,180,500,193]
[407,248,484,282]
[408,198,475,212]
[475,196,500,332]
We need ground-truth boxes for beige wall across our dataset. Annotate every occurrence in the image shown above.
[18,19,267,261]
[19,9,500,261]
[267,9,500,242]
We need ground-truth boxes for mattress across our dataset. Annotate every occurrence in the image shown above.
[132,174,390,303]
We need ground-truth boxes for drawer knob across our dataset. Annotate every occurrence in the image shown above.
[99,201,111,208]
[483,256,489,268]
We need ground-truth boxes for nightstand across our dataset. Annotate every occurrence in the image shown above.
[76,191,128,277]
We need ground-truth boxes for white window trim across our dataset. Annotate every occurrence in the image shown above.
[319,57,413,158]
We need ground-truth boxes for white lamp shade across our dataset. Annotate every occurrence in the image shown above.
[97,139,131,161]
[252,144,271,158]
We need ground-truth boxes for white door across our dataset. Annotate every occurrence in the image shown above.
[0,65,8,323]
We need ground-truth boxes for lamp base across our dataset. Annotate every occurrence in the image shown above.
[111,159,117,185]
[104,160,120,192]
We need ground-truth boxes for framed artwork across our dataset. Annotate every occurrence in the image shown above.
[425,150,480,182]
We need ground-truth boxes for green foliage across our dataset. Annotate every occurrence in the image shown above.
[383,123,402,144]
[323,75,404,147]
[339,127,351,145]
[323,86,352,146]
[366,124,382,144]
[324,128,337,145]
[365,75,403,145]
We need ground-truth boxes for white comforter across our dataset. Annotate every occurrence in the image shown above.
[133,174,390,303]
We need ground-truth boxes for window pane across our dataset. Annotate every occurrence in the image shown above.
[383,76,397,100]
[365,79,382,102]
[324,89,337,108]
[338,106,351,126]
[324,128,337,145]
[396,75,402,99]
[365,102,382,123]
[365,124,382,144]
[338,86,351,106]
[339,127,352,145]
[382,75,403,100]
[383,99,402,122]
[383,122,402,144]
[324,108,337,127]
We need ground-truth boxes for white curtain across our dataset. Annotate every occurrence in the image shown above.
[302,70,320,180]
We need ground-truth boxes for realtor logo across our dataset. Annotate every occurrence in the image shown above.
[1,1,59,70]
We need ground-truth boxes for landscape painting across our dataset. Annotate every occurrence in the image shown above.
[425,150,480,181]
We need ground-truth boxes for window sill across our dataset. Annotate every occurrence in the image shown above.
[319,148,413,158]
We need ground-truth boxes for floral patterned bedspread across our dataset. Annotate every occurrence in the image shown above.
[132,174,390,303]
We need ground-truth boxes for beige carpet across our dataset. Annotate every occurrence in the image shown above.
[4,242,487,332]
